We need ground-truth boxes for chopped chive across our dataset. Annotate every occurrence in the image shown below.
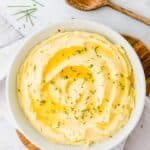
[83,122,86,125]
[50,80,54,84]
[64,75,68,79]
[84,47,87,51]
[76,50,82,54]
[79,93,82,97]
[91,79,94,82]
[64,109,68,115]
[57,29,61,32]
[81,115,84,120]
[95,46,99,50]
[89,141,94,145]
[33,65,36,71]
[81,80,85,88]
[97,71,101,74]
[70,67,76,72]
[90,90,96,94]
[74,116,79,120]
[71,107,74,111]
[40,100,46,105]
[27,83,32,87]
[87,73,92,79]
[94,46,102,58]
[17,89,21,92]
[73,78,77,81]
[100,65,105,70]
[89,64,94,68]
[86,96,90,100]
[106,99,109,102]
[56,121,61,128]
[94,47,99,56]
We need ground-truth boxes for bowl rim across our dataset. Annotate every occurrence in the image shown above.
[6,19,146,150]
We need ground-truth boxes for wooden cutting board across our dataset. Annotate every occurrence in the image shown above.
[16,35,150,150]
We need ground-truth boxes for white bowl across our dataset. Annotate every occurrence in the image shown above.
[6,20,146,150]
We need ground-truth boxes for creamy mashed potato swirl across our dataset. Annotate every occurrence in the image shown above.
[17,31,135,146]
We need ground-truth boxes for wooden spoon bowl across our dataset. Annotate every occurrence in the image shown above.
[66,0,107,11]
[66,0,150,26]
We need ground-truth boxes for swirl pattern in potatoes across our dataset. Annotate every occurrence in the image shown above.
[17,31,135,146]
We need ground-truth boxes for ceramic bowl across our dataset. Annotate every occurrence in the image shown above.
[6,20,146,150]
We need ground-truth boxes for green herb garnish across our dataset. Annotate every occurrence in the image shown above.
[56,121,61,128]
[57,29,61,32]
[74,116,79,120]
[40,100,46,105]
[27,83,32,87]
[50,80,54,84]
[17,89,21,92]
[89,64,94,68]
[8,0,44,26]
[64,75,68,79]
[33,65,36,71]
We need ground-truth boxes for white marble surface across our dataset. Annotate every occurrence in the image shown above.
[0,0,150,150]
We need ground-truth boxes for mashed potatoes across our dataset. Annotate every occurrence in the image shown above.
[17,31,135,146]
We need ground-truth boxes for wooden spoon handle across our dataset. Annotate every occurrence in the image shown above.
[107,2,150,26]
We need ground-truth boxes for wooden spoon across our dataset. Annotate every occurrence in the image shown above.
[66,0,150,26]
